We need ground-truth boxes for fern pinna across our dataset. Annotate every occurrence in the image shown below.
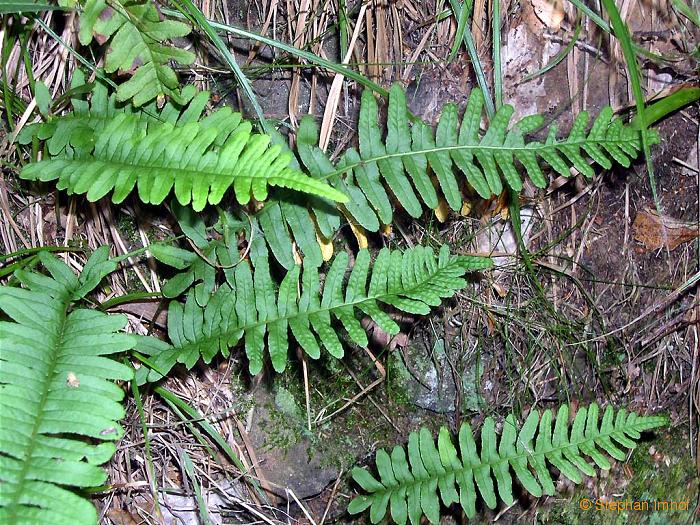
[18,75,347,211]
[134,244,491,382]
[78,0,195,106]
[257,83,659,269]
[0,247,134,524]
[349,403,667,524]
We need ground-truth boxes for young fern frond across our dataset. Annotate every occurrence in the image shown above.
[78,0,195,106]
[135,244,491,382]
[349,404,667,525]
[0,247,134,524]
[150,202,249,304]
[18,78,347,210]
[257,84,659,269]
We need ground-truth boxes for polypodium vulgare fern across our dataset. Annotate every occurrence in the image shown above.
[0,247,135,524]
[349,403,667,524]
[17,71,236,157]
[134,244,491,382]
[17,76,347,210]
[78,0,195,106]
[256,84,659,269]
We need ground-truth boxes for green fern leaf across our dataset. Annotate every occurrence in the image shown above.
[18,82,347,210]
[0,248,134,524]
[349,404,667,524]
[17,71,227,154]
[78,0,195,106]
[134,245,491,382]
[268,83,657,271]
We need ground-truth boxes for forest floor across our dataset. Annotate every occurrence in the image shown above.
[1,0,699,524]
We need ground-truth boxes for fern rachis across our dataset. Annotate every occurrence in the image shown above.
[349,403,667,524]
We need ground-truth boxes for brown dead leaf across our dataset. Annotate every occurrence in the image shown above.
[531,0,565,30]
[108,301,167,328]
[434,199,450,223]
[633,208,699,252]
[361,315,411,351]
[106,508,140,525]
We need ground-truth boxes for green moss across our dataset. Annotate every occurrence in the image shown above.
[538,426,696,525]
[386,352,413,406]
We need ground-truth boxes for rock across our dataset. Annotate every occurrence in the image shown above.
[389,336,484,414]
[245,384,339,500]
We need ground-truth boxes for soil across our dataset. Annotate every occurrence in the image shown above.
[193,0,700,523]
[3,0,697,523]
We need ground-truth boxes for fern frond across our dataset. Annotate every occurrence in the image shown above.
[151,202,248,303]
[135,244,491,382]
[0,247,134,524]
[357,85,658,205]
[349,404,667,525]
[78,0,195,106]
[257,84,658,269]
[17,72,236,155]
[18,81,347,210]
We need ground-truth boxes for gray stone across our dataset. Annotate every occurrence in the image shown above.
[245,385,338,500]
[390,337,484,414]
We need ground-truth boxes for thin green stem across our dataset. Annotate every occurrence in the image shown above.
[129,375,162,519]
[170,0,269,132]
[601,0,659,208]
[492,0,502,109]
[161,8,388,97]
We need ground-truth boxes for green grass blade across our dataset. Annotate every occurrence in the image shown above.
[448,0,495,118]
[492,0,502,109]
[671,0,700,26]
[601,0,658,206]
[170,0,269,133]
[631,87,700,129]
[130,372,162,520]
[161,7,387,98]
[0,1,69,14]
[448,0,471,62]
[180,450,215,525]
[521,23,582,83]
[153,386,260,488]
[565,0,610,32]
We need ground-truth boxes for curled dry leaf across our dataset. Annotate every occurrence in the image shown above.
[531,0,565,30]
[317,232,334,261]
[633,208,699,252]
[361,316,410,351]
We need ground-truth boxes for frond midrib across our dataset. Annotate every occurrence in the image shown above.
[169,260,463,354]
[43,155,294,182]
[368,420,644,498]
[4,289,71,518]
[317,136,643,182]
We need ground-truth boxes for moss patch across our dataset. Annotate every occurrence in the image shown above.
[538,425,697,525]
